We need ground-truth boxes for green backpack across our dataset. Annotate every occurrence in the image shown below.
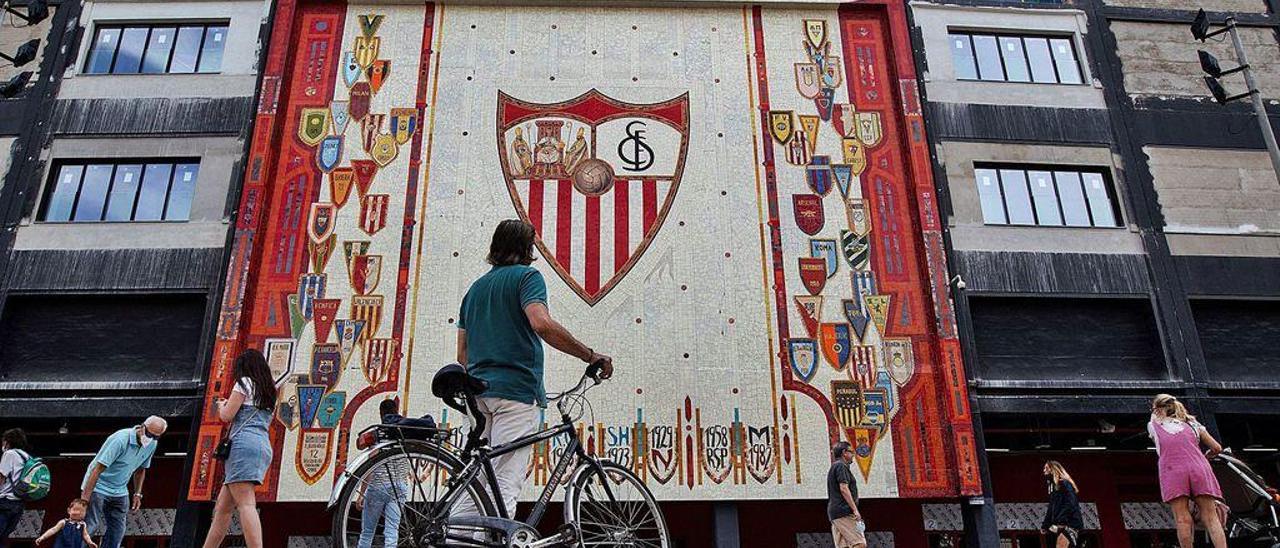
[11,450,50,501]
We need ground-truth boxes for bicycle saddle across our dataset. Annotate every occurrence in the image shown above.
[431,363,488,412]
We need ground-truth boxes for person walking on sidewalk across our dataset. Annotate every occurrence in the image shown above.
[356,399,410,548]
[201,349,278,548]
[1041,461,1084,548]
[81,417,166,548]
[827,441,866,548]
[0,428,34,547]
[1149,394,1227,548]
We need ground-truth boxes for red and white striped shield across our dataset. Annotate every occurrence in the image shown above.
[497,90,690,305]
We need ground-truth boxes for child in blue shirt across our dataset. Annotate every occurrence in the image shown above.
[35,498,97,548]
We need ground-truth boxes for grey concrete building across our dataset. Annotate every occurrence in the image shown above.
[908,0,1280,546]
[0,0,271,544]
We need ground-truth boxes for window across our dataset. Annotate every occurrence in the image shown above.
[41,159,200,222]
[973,165,1121,227]
[948,31,1084,84]
[84,22,228,75]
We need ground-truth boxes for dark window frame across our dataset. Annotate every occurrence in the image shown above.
[947,29,1085,85]
[972,163,1123,228]
[38,158,201,223]
[83,21,229,75]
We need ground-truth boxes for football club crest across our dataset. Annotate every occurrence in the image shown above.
[317,391,346,429]
[312,299,340,345]
[844,299,870,342]
[865,294,892,335]
[832,104,858,138]
[819,323,852,370]
[786,131,812,165]
[856,112,884,148]
[804,19,828,49]
[831,380,862,428]
[329,168,355,208]
[370,134,398,167]
[317,136,343,173]
[842,138,867,176]
[883,338,916,384]
[876,370,897,417]
[702,424,733,484]
[310,343,342,389]
[390,108,418,145]
[264,339,296,384]
[353,36,380,69]
[351,160,378,196]
[361,113,385,153]
[840,230,870,271]
[852,345,877,388]
[806,155,834,196]
[298,108,329,147]
[746,426,775,484]
[851,427,879,480]
[363,338,397,385]
[367,60,390,95]
[853,270,877,297]
[341,52,361,88]
[276,399,298,430]
[862,389,887,429]
[350,295,383,341]
[349,254,382,295]
[330,101,351,135]
[794,63,821,99]
[308,234,336,273]
[822,57,842,88]
[307,203,337,245]
[846,199,871,237]
[793,295,823,338]
[815,88,835,121]
[349,82,372,121]
[343,240,370,265]
[296,428,333,486]
[768,110,794,145]
[334,319,366,365]
[358,13,383,38]
[287,294,306,338]
[296,384,325,428]
[297,274,326,320]
[787,339,819,383]
[798,257,828,296]
[798,115,821,154]
[360,194,389,236]
[810,239,839,279]
[648,425,677,485]
[792,194,824,236]
[497,89,690,305]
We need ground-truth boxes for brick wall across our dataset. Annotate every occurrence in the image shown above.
[1146,146,1280,233]
[1112,21,1280,98]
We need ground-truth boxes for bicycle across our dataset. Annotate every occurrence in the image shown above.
[328,361,671,548]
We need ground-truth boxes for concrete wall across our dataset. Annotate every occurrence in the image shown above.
[0,8,54,86]
[1112,21,1280,99]
[939,140,1146,254]
[0,137,14,195]
[1146,146,1280,257]
[58,0,266,100]
[1102,0,1269,13]
[14,136,238,250]
[910,2,1105,109]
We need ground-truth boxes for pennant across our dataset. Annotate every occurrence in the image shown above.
[845,298,870,342]
[363,338,398,385]
[787,339,819,383]
[329,167,354,208]
[390,107,418,145]
[850,427,879,480]
[358,14,384,38]
[308,234,336,273]
[351,160,378,196]
[864,294,891,335]
[367,60,390,95]
[335,318,366,366]
[840,230,870,271]
[350,295,383,342]
[768,110,795,145]
[831,164,853,199]
[312,299,340,345]
[310,342,342,390]
[296,385,325,428]
[330,101,351,135]
[287,294,306,339]
[798,257,827,296]
[798,115,820,154]
[793,295,823,338]
[819,322,852,371]
[341,52,361,88]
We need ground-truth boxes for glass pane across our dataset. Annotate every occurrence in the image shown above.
[45,165,84,221]
[998,169,1035,225]
[999,36,1031,83]
[104,164,143,221]
[74,165,114,221]
[112,27,149,74]
[197,26,227,73]
[950,34,978,80]
[170,27,204,73]
[86,28,121,74]
[136,164,173,221]
[1027,171,1063,226]
[142,27,176,74]
[1050,38,1083,84]
[974,168,1007,224]
[1054,171,1091,227]
[1025,38,1057,83]
[166,163,199,220]
[1082,173,1117,227]
[973,35,1004,81]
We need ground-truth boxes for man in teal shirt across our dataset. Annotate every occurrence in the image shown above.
[453,219,613,518]
[81,416,166,548]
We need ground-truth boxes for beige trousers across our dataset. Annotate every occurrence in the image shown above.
[450,397,540,519]
[832,515,867,548]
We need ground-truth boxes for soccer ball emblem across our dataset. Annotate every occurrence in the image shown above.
[571,158,615,196]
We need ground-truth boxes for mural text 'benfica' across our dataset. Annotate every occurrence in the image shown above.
[497,90,690,305]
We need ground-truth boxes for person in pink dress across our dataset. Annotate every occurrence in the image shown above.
[1148,394,1227,548]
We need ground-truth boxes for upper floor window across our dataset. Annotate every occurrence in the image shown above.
[85,22,228,75]
[41,159,200,222]
[949,31,1083,85]
[974,165,1120,227]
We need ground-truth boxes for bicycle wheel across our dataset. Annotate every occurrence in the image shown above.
[564,461,671,548]
[332,441,496,548]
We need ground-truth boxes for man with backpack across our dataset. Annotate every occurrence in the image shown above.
[1,427,51,547]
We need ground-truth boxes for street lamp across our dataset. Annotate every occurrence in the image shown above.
[0,39,40,67]
[0,71,33,98]
[1,0,48,26]
[1191,8,1280,184]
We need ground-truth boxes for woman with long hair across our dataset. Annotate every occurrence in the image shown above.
[1149,394,1227,548]
[0,428,33,546]
[1041,461,1084,548]
[201,349,278,548]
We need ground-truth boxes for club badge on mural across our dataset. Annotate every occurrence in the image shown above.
[497,89,690,305]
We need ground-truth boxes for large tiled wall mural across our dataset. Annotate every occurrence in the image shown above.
[192,0,980,502]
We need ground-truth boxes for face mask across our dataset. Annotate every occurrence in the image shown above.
[1043,473,1054,484]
